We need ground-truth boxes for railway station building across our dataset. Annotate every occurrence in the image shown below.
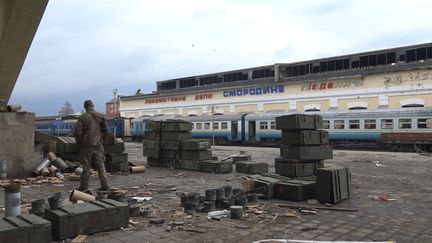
[112,42,432,118]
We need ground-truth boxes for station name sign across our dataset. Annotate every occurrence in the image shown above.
[145,96,186,104]
[301,80,364,91]
[223,85,285,97]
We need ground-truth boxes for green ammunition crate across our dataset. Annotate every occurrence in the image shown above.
[57,152,80,161]
[143,148,161,158]
[143,140,161,150]
[180,139,211,150]
[44,199,128,240]
[105,161,129,173]
[103,142,125,153]
[105,153,128,164]
[161,141,181,150]
[276,114,322,130]
[199,160,233,173]
[1,214,51,243]
[275,159,321,177]
[146,121,162,131]
[159,158,177,168]
[274,180,317,201]
[146,157,159,166]
[161,149,181,159]
[0,217,18,243]
[250,175,281,199]
[56,137,78,153]
[181,150,212,160]
[236,161,268,174]
[281,130,328,145]
[178,160,201,171]
[161,121,193,132]
[161,131,192,141]
[144,131,161,141]
[316,166,351,204]
[280,145,333,160]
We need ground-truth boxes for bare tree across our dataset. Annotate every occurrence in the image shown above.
[58,101,74,116]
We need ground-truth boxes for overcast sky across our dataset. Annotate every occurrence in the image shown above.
[9,0,432,116]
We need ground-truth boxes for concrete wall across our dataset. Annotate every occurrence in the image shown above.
[0,112,43,178]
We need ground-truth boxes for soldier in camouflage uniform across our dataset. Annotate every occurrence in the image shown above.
[74,100,109,191]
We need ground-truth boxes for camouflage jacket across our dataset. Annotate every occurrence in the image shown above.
[74,108,108,147]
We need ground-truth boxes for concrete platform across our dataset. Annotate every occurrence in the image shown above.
[1,142,431,242]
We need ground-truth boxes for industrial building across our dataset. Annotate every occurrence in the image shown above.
[113,42,432,118]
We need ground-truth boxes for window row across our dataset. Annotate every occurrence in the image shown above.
[322,118,430,130]
[194,122,229,130]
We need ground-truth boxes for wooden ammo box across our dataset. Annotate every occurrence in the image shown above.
[143,140,160,150]
[44,199,128,240]
[56,137,78,153]
[147,157,159,166]
[161,149,181,159]
[145,120,162,131]
[161,141,181,150]
[181,139,211,150]
[281,130,328,145]
[103,142,125,153]
[252,176,281,199]
[181,150,212,160]
[105,153,128,164]
[144,131,161,141]
[276,114,322,130]
[0,214,51,243]
[143,148,161,158]
[275,158,322,177]
[236,161,268,174]
[161,121,193,132]
[316,166,351,204]
[199,160,233,173]
[161,131,192,141]
[280,145,333,160]
[177,160,201,171]
[274,180,317,201]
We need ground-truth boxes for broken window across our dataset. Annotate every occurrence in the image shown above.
[259,121,268,130]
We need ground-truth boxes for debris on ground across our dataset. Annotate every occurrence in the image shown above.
[368,193,397,201]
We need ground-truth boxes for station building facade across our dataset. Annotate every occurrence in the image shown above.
[115,42,432,118]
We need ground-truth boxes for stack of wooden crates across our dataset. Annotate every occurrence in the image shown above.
[143,120,232,173]
[270,114,351,204]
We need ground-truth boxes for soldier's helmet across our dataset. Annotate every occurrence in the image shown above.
[84,100,94,109]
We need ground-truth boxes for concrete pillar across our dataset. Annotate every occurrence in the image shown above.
[0,112,43,178]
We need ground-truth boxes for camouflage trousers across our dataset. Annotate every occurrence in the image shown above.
[79,145,109,190]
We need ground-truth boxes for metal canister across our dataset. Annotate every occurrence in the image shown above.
[30,199,46,216]
[5,183,21,217]
[224,186,233,198]
[48,192,63,209]
[205,189,217,201]
[53,157,69,171]
[0,160,7,179]
[32,159,51,175]
[216,188,225,200]
[247,193,259,203]
[230,205,243,219]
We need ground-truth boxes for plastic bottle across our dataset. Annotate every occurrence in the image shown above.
[207,209,230,219]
